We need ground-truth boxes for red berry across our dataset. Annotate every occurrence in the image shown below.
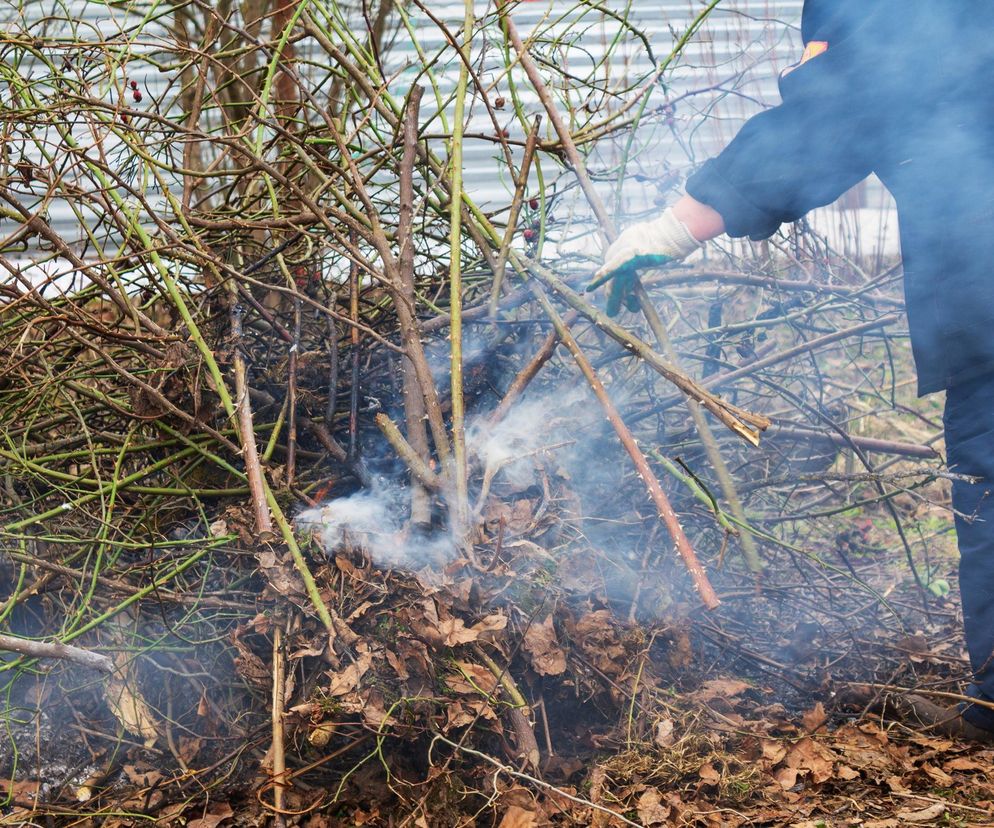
[129,80,138,89]
[494,96,505,109]
[528,198,539,210]
[523,228,536,241]
[133,90,143,102]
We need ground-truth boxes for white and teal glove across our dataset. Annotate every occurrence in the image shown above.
[588,208,702,315]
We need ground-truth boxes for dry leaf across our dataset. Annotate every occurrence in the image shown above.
[896,802,946,823]
[654,718,676,749]
[187,802,234,828]
[522,616,567,676]
[437,616,479,646]
[497,805,539,828]
[472,612,509,638]
[105,671,159,748]
[446,660,499,696]
[122,764,163,786]
[772,766,799,789]
[801,702,827,733]
[384,648,409,681]
[699,762,722,785]
[760,739,788,766]
[637,789,670,826]
[775,738,836,787]
[884,775,912,794]
[944,756,988,772]
[327,649,373,696]
[920,762,954,786]
[696,678,752,702]
[231,632,269,689]
[308,720,337,747]
[177,736,202,763]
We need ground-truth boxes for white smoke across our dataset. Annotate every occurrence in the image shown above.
[297,385,610,570]
[296,480,455,569]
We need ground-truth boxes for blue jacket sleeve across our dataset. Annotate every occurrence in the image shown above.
[685,5,893,240]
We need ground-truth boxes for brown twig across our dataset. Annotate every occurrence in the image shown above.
[270,625,288,826]
[523,259,770,445]
[230,299,275,539]
[489,115,542,320]
[0,633,114,673]
[398,86,433,526]
[374,413,444,491]
[530,283,721,609]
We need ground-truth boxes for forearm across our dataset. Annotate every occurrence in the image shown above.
[672,195,725,243]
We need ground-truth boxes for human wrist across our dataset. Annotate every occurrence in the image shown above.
[671,194,725,243]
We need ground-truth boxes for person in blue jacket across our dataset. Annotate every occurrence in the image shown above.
[594,0,994,741]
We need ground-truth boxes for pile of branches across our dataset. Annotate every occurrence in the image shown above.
[0,0,961,823]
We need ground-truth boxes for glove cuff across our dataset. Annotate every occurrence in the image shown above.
[649,207,704,260]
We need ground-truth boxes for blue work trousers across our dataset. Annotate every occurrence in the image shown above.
[943,375,994,731]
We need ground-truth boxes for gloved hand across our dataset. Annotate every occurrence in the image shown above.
[588,207,702,315]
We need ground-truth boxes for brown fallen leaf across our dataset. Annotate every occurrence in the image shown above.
[759,739,788,767]
[187,802,234,828]
[943,756,989,772]
[497,805,540,828]
[522,616,567,676]
[327,648,373,696]
[105,670,159,748]
[472,612,509,638]
[896,801,946,823]
[774,738,837,787]
[231,629,270,689]
[772,766,799,790]
[654,718,676,749]
[437,616,479,646]
[445,699,498,729]
[637,789,670,826]
[696,678,753,702]
[920,762,954,786]
[698,762,722,785]
[801,701,828,733]
[836,764,860,781]
[177,736,202,764]
[446,660,499,696]
[884,775,912,795]
[122,764,164,787]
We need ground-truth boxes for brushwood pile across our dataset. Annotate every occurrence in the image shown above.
[0,1,988,825]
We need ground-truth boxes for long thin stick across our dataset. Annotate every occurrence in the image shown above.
[447,0,474,532]
[398,86,432,526]
[523,259,770,444]
[0,633,113,673]
[231,299,275,538]
[375,413,444,491]
[286,294,301,486]
[651,314,902,415]
[530,284,720,609]
[634,283,762,573]
[489,115,541,320]
[498,0,614,242]
[270,625,287,824]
